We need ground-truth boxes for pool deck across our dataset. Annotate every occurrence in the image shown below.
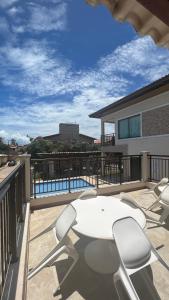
[27,189,169,300]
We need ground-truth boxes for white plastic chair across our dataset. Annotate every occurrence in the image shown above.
[145,178,168,211]
[120,193,162,226]
[145,184,169,223]
[28,205,79,296]
[113,217,169,300]
[78,189,97,200]
[155,185,169,223]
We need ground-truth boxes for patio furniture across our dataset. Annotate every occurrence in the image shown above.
[71,196,146,274]
[146,185,169,223]
[120,193,162,225]
[144,178,168,211]
[78,189,97,200]
[113,217,169,300]
[27,205,79,296]
[72,196,146,240]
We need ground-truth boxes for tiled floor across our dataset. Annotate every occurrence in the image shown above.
[27,189,169,300]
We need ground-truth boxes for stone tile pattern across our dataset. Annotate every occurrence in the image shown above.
[142,104,169,136]
[27,190,169,300]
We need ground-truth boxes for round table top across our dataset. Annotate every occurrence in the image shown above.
[71,196,146,240]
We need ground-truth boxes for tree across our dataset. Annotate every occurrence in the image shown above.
[0,137,9,154]
[26,139,54,157]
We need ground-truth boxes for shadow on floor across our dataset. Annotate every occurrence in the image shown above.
[53,237,161,300]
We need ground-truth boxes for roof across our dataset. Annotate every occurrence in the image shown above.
[87,0,169,48]
[89,74,169,118]
[79,133,95,140]
[43,134,60,139]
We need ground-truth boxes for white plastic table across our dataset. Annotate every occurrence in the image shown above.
[71,195,146,240]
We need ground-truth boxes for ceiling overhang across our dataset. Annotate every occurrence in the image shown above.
[87,0,169,48]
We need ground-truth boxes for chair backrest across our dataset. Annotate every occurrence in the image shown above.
[160,185,169,205]
[120,193,140,209]
[154,178,168,196]
[113,217,151,269]
[55,205,76,241]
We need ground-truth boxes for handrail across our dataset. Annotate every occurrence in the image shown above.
[0,162,26,300]
[0,162,24,190]
[0,183,10,202]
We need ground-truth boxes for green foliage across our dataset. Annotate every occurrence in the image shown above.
[0,137,9,154]
[26,139,53,157]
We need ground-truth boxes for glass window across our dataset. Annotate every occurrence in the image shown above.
[118,115,140,139]
[118,118,129,139]
[129,115,140,138]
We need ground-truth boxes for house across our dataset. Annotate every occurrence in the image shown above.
[89,74,169,156]
[42,123,95,145]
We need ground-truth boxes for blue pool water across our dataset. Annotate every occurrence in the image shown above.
[34,178,94,197]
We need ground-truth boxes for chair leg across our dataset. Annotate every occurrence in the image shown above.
[159,208,169,224]
[28,245,67,280]
[113,267,140,300]
[53,251,79,296]
[29,220,56,242]
[146,200,160,211]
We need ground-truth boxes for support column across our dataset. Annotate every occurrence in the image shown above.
[101,120,105,176]
[19,154,31,202]
[140,151,150,182]
[101,119,105,145]
[49,161,55,178]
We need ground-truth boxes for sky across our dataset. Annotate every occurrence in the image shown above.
[0,0,169,145]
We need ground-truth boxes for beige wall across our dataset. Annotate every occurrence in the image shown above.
[117,135,169,155]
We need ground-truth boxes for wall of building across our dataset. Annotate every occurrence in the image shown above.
[117,134,169,155]
[142,104,169,136]
[59,123,79,139]
[101,89,169,155]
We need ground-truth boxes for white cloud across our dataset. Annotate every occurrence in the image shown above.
[9,2,68,34]
[0,130,30,145]
[0,17,10,33]
[27,3,67,32]
[1,36,169,139]
[98,37,169,82]
[0,0,17,8]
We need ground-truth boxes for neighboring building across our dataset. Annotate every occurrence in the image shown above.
[89,74,169,156]
[41,123,95,145]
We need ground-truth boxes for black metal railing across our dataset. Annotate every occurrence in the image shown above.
[0,163,25,300]
[148,155,169,182]
[101,134,115,146]
[31,155,142,198]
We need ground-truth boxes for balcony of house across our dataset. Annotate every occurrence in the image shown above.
[101,133,115,146]
[1,153,169,300]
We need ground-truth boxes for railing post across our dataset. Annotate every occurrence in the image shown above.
[9,177,18,263]
[19,154,31,202]
[96,156,99,188]
[140,151,150,182]
[68,159,71,193]
[119,156,122,184]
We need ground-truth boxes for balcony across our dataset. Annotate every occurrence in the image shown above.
[101,133,115,146]
[1,153,169,300]
[27,189,169,300]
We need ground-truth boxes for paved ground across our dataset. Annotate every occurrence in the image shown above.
[27,189,169,300]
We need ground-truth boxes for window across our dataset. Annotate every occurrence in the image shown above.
[118,115,140,139]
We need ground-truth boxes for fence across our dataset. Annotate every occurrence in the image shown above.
[148,155,169,182]
[0,163,25,300]
[101,133,115,146]
[31,155,142,197]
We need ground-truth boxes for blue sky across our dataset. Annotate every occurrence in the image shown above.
[1,0,169,144]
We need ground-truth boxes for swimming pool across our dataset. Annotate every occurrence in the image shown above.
[34,178,95,197]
